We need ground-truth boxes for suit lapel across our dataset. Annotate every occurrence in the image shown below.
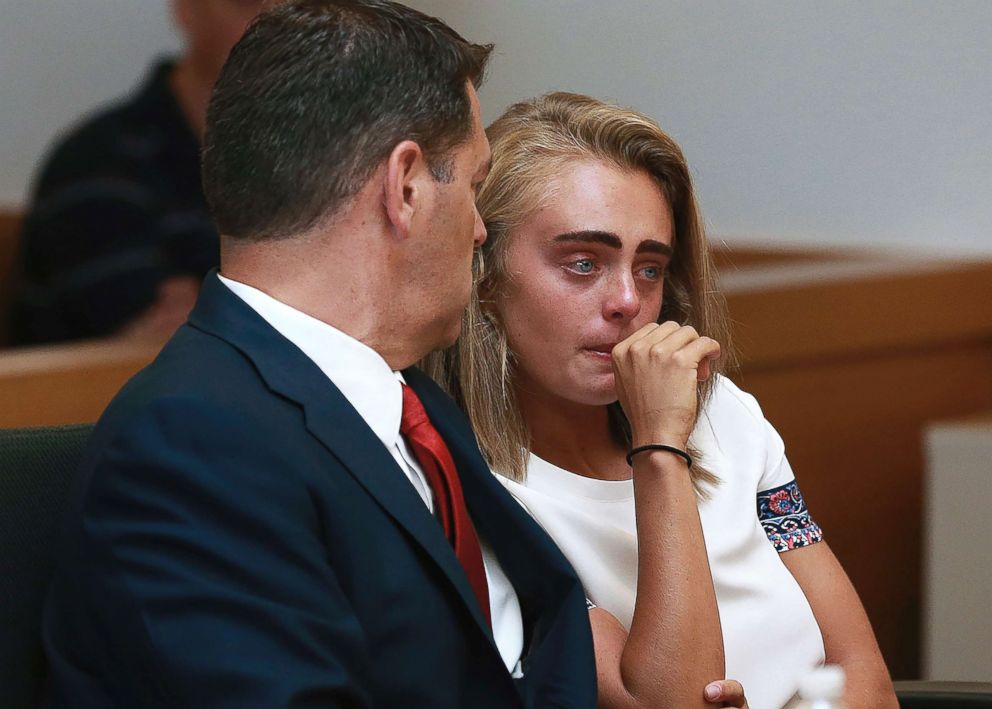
[410,373,599,703]
[405,370,579,633]
[188,273,495,641]
[298,395,495,638]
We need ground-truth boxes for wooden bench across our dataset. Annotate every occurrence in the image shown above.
[0,339,160,428]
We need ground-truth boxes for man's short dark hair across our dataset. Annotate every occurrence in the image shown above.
[201,0,492,241]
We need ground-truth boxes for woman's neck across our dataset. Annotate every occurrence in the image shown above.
[516,384,631,482]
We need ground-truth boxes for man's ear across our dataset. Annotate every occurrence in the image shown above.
[383,140,430,240]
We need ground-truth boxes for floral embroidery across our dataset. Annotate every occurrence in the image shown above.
[767,489,795,515]
[756,480,823,553]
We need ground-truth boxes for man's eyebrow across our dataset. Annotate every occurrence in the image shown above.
[553,230,673,256]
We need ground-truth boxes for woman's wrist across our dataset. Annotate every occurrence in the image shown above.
[626,443,693,469]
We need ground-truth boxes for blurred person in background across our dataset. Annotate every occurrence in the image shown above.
[9,1,274,345]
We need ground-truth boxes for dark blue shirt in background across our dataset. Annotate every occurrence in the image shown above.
[10,59,218,345]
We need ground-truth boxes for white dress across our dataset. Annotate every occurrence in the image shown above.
[499,375,825,709]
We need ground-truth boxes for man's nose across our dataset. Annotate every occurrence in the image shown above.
[604,272,641,321]
[473,209,487,247]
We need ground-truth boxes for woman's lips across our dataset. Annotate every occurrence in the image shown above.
[584,343,618,361]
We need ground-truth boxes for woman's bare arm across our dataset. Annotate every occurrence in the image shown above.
[781,542,897,709]
[591,450,726,709]
[595,322,726,709]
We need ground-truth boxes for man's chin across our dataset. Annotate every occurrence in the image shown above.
[427,317,463,354]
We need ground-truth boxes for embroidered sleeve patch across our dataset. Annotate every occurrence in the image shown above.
[586,598,597,611]
[756,480,824,552]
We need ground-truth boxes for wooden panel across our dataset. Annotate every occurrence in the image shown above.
[725,255,992,680]
[711,240,848,271]
[736,345,992,680]
[0,339,159,427]
[0,210,22,346]
[727,259,992,368]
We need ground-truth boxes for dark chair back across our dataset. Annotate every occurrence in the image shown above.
[896,681,992,708]
[0,424,92,708]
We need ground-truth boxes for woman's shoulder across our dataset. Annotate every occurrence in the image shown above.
[704,374,767,427]
[701,376,795,493]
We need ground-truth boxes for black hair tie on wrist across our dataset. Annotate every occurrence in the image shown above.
[626,444,693,469]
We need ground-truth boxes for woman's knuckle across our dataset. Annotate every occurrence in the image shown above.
[649,342,669,359]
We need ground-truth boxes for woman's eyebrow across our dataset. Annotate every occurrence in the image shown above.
[636,240,673,256]
[552,230,673,256]
[553,230,623,248]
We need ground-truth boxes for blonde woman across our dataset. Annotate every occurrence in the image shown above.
[427,93,896,709]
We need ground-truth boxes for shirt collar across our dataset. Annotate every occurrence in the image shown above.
[217,273,404,448]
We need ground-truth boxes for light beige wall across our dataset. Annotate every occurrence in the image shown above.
[0,3,179,207]
[4,2,991,254]
[408,0,992,255]
[923,420,992,681]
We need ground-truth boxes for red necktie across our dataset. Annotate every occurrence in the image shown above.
[400,384,492,629]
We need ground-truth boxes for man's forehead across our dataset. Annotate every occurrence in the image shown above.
[466,85,490,162]
[466,82,482,111]
[466,84,485,132]
[469,132,491,177]
[469,84,492,153]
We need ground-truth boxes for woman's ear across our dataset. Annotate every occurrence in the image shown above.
[383,140,429,240]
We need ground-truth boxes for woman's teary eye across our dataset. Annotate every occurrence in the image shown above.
[570,259,595,274]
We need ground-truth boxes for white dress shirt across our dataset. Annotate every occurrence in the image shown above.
[219,274,524,675]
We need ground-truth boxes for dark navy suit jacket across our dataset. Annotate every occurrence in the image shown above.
[43,274,596,708]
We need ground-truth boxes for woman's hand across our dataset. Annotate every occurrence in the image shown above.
[705,680,750,708]
[611,321,721,449]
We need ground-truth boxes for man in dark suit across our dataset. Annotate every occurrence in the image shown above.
[41,1,597,707]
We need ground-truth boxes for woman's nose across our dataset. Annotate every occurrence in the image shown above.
[604,272,641,321]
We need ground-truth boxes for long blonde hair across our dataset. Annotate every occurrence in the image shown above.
[425,92,734,492]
